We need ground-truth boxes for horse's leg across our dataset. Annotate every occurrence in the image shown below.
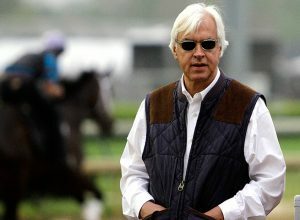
[3,198,19,220]
[81,196,104,220]
[66,166,103,201]
[0,158,30,220]
[90,104,114,137]
[67,127,83,169]
[74,172,104,220]
[58,166,104,220]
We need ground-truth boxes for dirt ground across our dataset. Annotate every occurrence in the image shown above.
[268,201,294,219]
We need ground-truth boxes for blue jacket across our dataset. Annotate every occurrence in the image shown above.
[5,51,59,82]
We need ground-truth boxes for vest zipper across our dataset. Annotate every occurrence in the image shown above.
[178,179,185,191]
[176,152,186,217]
[176,178,185,218]
[176,101,188,218]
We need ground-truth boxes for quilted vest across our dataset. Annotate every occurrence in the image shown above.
[143,73,263,219]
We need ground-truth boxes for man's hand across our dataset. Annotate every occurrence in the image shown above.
[139,201,166,219]
[42,81,64,98]
[204,206,224,220]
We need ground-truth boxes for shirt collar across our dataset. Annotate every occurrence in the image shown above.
[181,68,221,103]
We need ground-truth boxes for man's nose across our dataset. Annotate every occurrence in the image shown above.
[193,43,205,58]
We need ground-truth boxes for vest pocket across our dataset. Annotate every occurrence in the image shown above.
[185,207,216,220]
[142,208,170,220]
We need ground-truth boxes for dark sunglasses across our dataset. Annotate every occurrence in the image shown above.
[176,39,218,51]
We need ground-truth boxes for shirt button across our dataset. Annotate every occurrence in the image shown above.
[193,112,198,117]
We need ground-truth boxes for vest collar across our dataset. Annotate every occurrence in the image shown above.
[176,80,188,103]
[176,70,229,104]
[203,70,229,103]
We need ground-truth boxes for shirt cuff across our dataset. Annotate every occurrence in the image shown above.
[219,197,242,220]
[133,193,154,218]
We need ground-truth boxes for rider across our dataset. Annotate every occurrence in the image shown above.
[0,30,66,163]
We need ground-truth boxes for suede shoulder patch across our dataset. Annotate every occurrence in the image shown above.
[213,79,256,124]
[149,82,176,124]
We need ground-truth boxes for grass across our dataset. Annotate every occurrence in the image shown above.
[83,136,125,159]
[111,99,300,119]
[0,136,125,220]
[112,101,140,120]
[1,81,299,219]
[279,135,300,154]
[271,135,300,219]
[268,169,300,220]
[0,133,299,219]
[269,99,300,117]
[90,135,300,220]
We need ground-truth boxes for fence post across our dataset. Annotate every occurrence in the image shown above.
[295,195,300,220]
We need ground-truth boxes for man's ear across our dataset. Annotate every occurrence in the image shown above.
[172,46,178,60]
[218,44,222,58]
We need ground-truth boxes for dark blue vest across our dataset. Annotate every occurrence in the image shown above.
[143,73,263,219]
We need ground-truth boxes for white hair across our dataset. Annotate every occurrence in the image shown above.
[169,3,229,57]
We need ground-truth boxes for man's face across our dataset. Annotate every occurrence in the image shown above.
[173,14,222,93]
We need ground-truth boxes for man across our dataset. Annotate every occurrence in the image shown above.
[0,30,66,162]
[120,3,286,220]
[4,30,65,98]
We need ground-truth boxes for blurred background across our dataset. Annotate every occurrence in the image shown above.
[0,0,299,219]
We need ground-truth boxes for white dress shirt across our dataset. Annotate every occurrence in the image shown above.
[120,70,286,220]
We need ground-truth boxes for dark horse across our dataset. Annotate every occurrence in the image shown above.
[0,70,113,220]
[58,69,114,169]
